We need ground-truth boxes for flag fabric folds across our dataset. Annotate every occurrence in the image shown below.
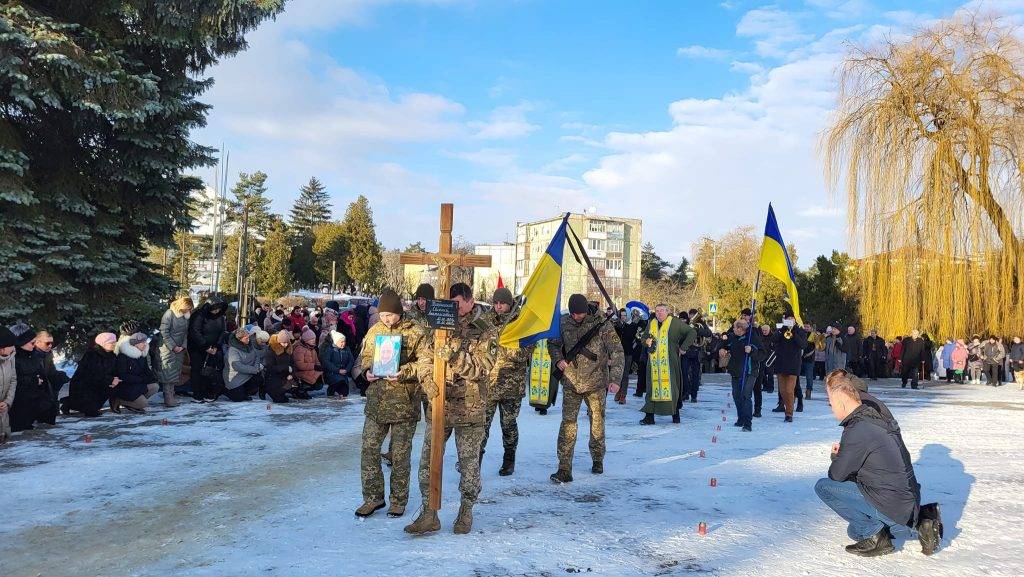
[758,204,802,324]
[499,215,568,348]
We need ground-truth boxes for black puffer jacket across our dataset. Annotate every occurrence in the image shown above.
[900,336,928,369]
[771,325,807,376]
[829,404,921,527]
[189,300,227,351]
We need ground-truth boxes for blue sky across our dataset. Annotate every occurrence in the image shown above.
[194,0,1016,266]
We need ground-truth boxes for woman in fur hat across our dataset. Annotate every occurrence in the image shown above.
[113,333,160,413]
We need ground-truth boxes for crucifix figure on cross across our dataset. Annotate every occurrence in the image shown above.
[399,204,493,519]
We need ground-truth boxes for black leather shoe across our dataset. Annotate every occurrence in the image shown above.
[741,424,752,432]
[771,406,785,413]
[753,410,762,418]
[845,527,895,557]
[672,413,680,424]
[640,413,655,425]
[917,503,943,556]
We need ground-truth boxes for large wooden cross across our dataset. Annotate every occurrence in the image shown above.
[399,203,492,510]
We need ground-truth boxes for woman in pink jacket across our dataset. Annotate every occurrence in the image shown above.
[950,339,968,384]
[291,328,323,391]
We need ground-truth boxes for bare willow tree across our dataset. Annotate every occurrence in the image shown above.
[823,13,1024,339]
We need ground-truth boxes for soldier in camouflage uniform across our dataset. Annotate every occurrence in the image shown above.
[481,287,531,476]
[354,289,433,519]
[405,283,499,536]
[549,294,625,483]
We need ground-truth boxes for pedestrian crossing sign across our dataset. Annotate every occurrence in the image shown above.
[709,301,718,314]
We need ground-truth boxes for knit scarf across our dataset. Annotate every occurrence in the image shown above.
[648,316,673,402]
[528,339,552,405]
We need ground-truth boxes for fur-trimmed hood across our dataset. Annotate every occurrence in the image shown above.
[118,337,149,358]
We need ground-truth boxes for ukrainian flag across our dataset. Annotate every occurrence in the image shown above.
[759,204,803,324]
[499,214,568,348]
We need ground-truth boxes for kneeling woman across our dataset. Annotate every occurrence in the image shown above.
[62,333,119,417]
[262,329,293,403]
[291,327,323,396]
[113,333,160,413]
[223,326,262,402]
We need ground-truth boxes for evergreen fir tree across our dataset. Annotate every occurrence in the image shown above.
[289,234,318,289]
[339,196,383,290]
[0,1,283,344]
[227,172,276,239]
[289,177,332,235]
[640,242,671,281]
[257,222,294,299]
[312,222,348,287]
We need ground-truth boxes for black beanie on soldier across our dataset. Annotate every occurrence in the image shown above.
[568,294,588,314]
[414,283,435,301]
[378,289,403,315]
[492,287,514,306]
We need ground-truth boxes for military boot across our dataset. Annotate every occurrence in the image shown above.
[591,461,604,474]
[404,507,441,535]
[387,502,406,518]
[498,449,515,476]
[453,501,474,534]
[549,469,573,484]
[845,527,894,557]
[354,499,386,517]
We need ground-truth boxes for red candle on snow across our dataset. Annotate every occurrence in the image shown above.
[267,404,272,411]
[83,434,92,443]
[711,435,717,443]
[699,449,706,458]
[161,418,169,426]
[698,521,708,536]
[716,424,721,431]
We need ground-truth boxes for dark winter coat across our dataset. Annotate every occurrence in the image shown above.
[321,343,354,386]
[770,325,807,376]
[829,404,921,527]
[264,337,293,393]
[1009,342,1024,371]
[67,346,117,408]
[719,330,765,379]
[12,347,50,419]
[36,349,69,398]
[900,337,928,370]
[842,334,862,360]
[115,340,156,400]
[863,336,887,361]
[188,302,227,351]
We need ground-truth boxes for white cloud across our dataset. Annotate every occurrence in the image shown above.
[737,6,815,58]
[676,45,732,59]
[470,103,540,140]
[798,204,842,218]
[730,60,765,75]
[541,153,590,174]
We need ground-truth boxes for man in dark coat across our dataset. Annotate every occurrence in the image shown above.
[815,370,941,557]
[862,329,887,381]
[771,312,807,422]
[755,324,774,417]
[683,309,712,403]
[187,297,227,402]
[32,331,69,404]
[843,326,863,377]
[8,324,57,431]
[716,319,764,432]
[900,330,928,389]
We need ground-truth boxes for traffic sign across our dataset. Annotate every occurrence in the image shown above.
[709,301,718,314]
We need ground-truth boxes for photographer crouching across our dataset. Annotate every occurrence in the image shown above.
[815,370,943,557]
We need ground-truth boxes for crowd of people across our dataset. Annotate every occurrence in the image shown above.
[0,287,991,552]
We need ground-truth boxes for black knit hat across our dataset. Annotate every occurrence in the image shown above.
[414,283,435,301]
[9,323,37,347]
[378,289,403,315]
[0,326,16,348]
[568,294,588,314]
[492,287,514,306]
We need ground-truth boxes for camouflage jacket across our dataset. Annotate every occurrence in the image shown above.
[406,305,431,330]
[355,317,432,424]
[550,312,625,394]
[486,305,531,400]
[425,304,499,427]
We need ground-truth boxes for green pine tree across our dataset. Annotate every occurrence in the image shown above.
[289,234,318,289]
[339,196,383,290]
[289,177,332,235]
[227,172,276,238]
[0,1,283,345]
[640,242,671,281]
[312,222,348,287]
[257,222,293,299]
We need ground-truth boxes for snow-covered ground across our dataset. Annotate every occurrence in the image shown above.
[1,375,1021,577]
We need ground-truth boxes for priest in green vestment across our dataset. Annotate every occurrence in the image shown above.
[640,304,696,424]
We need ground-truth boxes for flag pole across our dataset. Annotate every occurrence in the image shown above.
[739,269,763,394]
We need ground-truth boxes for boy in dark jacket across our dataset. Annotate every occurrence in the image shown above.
[815,371,942,557]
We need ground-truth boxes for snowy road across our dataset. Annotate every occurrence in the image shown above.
[1,376,1021,577]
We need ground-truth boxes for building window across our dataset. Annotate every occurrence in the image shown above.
[607,259,623,271]
[592,258,606,269]
[606,239,623,252]
[588,238,606,251]
[589,221,606,233]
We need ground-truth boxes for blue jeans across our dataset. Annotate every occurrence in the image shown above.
[731,373,754,427]
[802,360,815,390]
[815,478,910,540]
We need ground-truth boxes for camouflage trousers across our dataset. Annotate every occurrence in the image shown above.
[557,387,607,472]
[361,417,417,506]
[417,421,485,506]
[481,397,522,454]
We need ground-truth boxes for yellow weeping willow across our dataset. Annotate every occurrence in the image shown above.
[823,13,1024,339]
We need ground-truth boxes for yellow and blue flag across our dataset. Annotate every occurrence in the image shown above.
[758,204,802,324]
[499,214,567,348]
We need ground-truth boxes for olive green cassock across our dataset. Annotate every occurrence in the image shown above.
[641,316,696,416]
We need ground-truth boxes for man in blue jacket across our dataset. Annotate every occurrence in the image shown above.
[815,370,942,557]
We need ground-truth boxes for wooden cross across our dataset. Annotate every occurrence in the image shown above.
[399,203,492,510]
